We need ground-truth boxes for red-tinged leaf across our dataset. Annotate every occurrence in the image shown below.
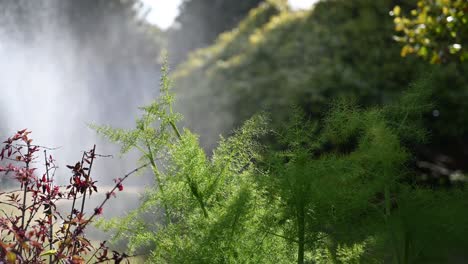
[21,242,30,251]
[17,129,27,134]
[77,236,92,247]
[7,148,12,157]
[101,248,108,258]
[71,255,85,264]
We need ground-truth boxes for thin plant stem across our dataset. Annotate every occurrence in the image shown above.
[18,142,31,256]
[44,150,53,263]
[60,151,86,259]
[20,142,31,230]
[72,145,96,256]
[80,145,96,214]
[146,140,171,223]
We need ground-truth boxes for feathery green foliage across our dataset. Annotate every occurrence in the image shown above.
[94,59,292,263]
[95,60,468,263]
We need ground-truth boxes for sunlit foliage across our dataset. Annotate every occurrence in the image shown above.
[167,0,266,64]
[392,0,468,63]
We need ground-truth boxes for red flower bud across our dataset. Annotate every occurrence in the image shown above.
[94,207,103,215]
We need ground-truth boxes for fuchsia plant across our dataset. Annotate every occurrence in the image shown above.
[0,129,145,263]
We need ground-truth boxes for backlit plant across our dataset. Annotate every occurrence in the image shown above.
[0,129,143,263]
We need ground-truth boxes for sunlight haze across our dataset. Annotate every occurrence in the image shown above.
[141,0,318,29]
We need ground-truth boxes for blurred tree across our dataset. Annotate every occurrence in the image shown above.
[167,0,267,65]
[172,0,468,181]
[173,0,422,149]
[393,0,468,63]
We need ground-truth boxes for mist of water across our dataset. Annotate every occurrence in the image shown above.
[0,1,159,189]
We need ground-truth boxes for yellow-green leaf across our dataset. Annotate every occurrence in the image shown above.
[40,249,57,256]
[6,251,16,263]
[418,46,428,57]
[393,5,401,16]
